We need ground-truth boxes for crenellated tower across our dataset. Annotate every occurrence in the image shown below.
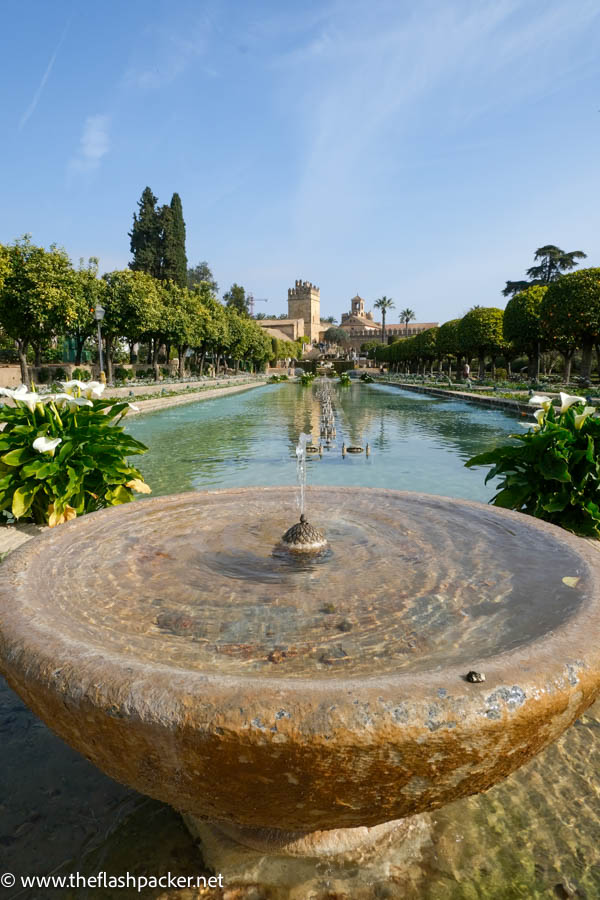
[288,280,321,344]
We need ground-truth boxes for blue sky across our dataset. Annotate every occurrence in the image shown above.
[1,0,599,324]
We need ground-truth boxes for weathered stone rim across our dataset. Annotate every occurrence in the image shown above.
[1,486,599,701]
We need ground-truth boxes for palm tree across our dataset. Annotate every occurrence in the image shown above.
[400,308,416,337]
[374,296,395,344]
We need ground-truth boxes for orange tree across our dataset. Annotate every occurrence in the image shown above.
[540,269,600,382]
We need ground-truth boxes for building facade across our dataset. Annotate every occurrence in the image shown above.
[287,280,321,344]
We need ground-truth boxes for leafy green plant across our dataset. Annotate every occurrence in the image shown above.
[466,392,600,536]
[338,372,351,385]
[300,373,315,386]
[71,367,91,382]
[0,382,150,527]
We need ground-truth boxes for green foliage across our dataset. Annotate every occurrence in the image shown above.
[503,245,588,297]
[0,236,77,383]
[540,268,600,357]
[300,372,315,386]
[161,193,187,287]
[223,283,248,316]
[436,319,460,358]
[187,261,218,293]
[503,286,546,353]
[129,187,162,279]
[466,398,600,536]
[71,368,91,382]
[360,373,374,383]
[324,326,349,344]
[459,307,504,357]
[0,387,150,526]
[338,372,351,385]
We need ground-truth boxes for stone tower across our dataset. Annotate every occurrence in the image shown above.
[287,280,321,344]
[351,295,365,317]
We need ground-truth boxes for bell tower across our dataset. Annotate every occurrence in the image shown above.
[287,280,321,344]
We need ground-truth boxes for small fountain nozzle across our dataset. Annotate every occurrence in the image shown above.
[281,514,327,552]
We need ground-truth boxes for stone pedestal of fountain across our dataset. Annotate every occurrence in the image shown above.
[1,488,600,894]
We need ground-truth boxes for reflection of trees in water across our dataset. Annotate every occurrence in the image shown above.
[130,393,272,493]
[336,385,517,460]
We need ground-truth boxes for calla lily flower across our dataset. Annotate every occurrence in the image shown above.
[33,435,62,454]
[528,395,553,411]
[15,390,42,413]
[533,409,547,426]
[519,422,540,431]
[127,403,139,412]
[559,392,586,414]
[574,407,596,430]
[60,380,88,394]
[67,396,94,408]
[84,381,105,399]
[126,478,152,494]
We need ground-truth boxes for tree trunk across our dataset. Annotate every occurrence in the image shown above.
[152,341,160,382]
[200,352,206,375]
[129,341,137,364]
[105,336,114,383]
[447,357,452,379]
[580,341,594,381]
[507,359,512,376]
[147,339,153,365]
[563,352,573,382]
[75,336,85,366]
[478,355,485,380]
[178,345,187,379]
[33,343,42,367]
[16,340,30,387]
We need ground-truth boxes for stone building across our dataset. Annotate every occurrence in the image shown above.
[287,280,321,344]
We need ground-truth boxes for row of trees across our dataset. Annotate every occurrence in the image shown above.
[0,237,277,385]
[375,268,600,381]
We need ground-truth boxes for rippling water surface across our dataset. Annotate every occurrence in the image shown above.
[127,381,521,500]
[2,381,600,899]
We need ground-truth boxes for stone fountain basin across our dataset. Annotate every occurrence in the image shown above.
[0,487,599,833]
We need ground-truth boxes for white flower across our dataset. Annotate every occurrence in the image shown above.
[16,390,42,413]
[43,393,92,409]
[534,409,547,426]
[33,436,62,454]
[127,403,139,412]
[519,422,540,431]
[528,395,553,411]
[559,392,586,414]
[84,381,105,399]
[574,407,596,430]
[60,380,88,394]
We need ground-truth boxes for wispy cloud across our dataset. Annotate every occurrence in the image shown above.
[19,18,70,130]
[124,14,214,90]
[276,0,600,243]
[68,115,110,175]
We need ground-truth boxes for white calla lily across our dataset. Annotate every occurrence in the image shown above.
[574,407,596,430]
[528,395,553,411]
[559,392,586,414]
[127,403,139,412]
[59,380,88,396]
[33,436,62,454]
[519,421,540,431]
[533,408,547,426]
[67,396,94,408]
[16,390,42,413]
[84,381,105,399]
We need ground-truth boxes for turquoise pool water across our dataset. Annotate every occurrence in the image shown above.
[127,381,520,501]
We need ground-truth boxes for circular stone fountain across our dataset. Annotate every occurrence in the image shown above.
[1,487,600,886]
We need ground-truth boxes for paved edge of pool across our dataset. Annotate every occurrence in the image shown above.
[379,381,532,414]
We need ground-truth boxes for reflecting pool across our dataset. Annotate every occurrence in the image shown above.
[127,381,521,500]
[1,380,599,899]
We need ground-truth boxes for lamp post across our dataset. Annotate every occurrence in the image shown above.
[94,303,105,382]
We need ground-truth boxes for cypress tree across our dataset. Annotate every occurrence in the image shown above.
[129,187,162,279]
[161,192,187,287]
